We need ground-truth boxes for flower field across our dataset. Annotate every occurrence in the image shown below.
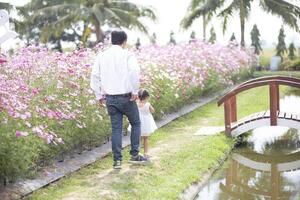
[0,41,255,183]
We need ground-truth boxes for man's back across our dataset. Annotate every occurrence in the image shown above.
[91,45,140,97]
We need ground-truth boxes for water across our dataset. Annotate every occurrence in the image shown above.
[195,92,300,200]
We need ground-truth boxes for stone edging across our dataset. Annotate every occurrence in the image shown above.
[0,86,233,199]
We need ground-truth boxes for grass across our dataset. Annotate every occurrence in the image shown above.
[260,48,276,68]
[254,71,300,78]
[27,86,284,200]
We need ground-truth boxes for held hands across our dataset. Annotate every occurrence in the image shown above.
[130,94,138,101]
[98,98,106,107]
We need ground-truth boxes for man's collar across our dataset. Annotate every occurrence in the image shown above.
[111,45,123,49]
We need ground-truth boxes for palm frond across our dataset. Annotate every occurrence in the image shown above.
[261,0,300,31]
[109,7,149,33]
[181,0,224,29]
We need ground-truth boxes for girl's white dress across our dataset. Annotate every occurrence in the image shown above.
[138,102,157,136]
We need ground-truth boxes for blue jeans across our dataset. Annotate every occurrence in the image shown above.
[106,95,141,161]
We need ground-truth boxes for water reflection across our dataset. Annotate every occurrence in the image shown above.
[196,128,300,200]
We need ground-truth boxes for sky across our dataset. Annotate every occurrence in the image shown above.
[1,0,300,49]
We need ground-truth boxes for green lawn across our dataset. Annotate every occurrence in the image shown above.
[27,86,282,200]
[260,48,276,68]
[254,71,300,78]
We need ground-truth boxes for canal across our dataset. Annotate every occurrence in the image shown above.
[195,90,300,200]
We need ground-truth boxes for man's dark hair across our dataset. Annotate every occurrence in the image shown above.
[111,31,127,45]
[138,89,150,101]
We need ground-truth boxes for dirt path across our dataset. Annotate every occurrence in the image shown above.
[59,132,201,200]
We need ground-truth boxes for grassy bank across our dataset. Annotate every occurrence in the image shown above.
[27,86,277,200]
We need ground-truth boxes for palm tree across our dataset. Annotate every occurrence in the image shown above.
[17,0,156,45]
[181,0,300,47]
[181,0,215,41]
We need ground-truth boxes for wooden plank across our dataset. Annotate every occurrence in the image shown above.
[239,113,257,124]
[264,110,270,118]
[285,112,292,119]
[278,111,285,119]
[296,115,300,121]
[257,111,266,119]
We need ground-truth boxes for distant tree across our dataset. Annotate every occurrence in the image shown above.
[288,42,296,60]
[190,31,196,39]
[276,26,287,58]
[15,0,157,48]
[189,31,196,43]
[169,31,176,45]
[135,38,141,50]
[150,33,156,45]
[180,0,300,47]
[250,24,262,55]
[181,0,213,41]
[208,27,216,43]
[230,33,236,42]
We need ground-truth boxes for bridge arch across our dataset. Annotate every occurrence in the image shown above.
[218,76,300,136]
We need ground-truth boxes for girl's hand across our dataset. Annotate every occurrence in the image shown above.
[149,104,155,113]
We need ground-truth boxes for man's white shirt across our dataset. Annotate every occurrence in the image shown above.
[90,45,140,100]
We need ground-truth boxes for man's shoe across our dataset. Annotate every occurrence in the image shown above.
[129,154,148,164]
[113,160,122,169]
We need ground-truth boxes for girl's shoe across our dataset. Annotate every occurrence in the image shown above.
[129,154,148,164]
[144,154,151,159]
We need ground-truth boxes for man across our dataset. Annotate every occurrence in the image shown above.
[90,30,147,169]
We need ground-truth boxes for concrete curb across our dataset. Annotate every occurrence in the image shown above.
[0,87,232,199]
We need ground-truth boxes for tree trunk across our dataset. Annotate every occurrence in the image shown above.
[203,14,207,41]
[239,1,245,47]
[93,14,104,43]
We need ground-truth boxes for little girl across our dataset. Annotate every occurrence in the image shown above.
[137,89,157,157]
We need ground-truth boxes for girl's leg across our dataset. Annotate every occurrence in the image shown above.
[143,136,149,157]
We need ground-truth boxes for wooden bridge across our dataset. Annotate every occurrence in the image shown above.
[218,76,300,137]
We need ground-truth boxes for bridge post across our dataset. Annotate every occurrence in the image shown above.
[269,83,279,126]
[224,100,232,136]
[271,164,280,200]
[230,96,237,122]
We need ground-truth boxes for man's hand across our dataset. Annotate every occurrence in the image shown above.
[99,98,106,107]
[130,94,138,101]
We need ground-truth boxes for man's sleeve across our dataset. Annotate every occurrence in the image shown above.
[128,53,140,95]
[90,55,104,100]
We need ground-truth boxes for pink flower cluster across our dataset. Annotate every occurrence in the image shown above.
[0,41,255,144]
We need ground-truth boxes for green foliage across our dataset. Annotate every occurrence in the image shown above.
[254,70,300,78]
[288,42,296,60]
[190,31,196,40]
[169,31,176,45]
[181,0,300,46]
[281,58,300,71]
[276,26,287,58]
[14,0,157,48]
[250,24,262,55]
[208,27,216,43]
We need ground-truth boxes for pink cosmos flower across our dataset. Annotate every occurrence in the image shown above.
[15,130,29,138]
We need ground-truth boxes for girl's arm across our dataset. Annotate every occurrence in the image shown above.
[149,103,155,113]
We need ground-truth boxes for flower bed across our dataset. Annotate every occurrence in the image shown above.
[0,41,255,183]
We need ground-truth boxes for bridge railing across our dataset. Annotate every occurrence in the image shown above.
[218,76,300,136]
